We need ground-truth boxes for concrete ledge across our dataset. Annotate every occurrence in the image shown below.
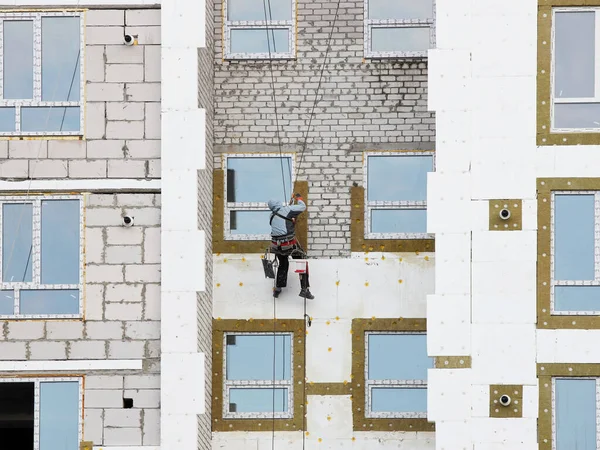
[0,179,160,193]
[0,359,143,371]
[94,447,160,450]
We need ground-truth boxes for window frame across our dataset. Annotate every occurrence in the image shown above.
[363,151,435,241]
[363,0,435,59]
[364,331,429,419]
[223,153,295,241]
[351,318,434,432]
[538,363,600,450]
[0,194,84,319]
[0,11,85,136]
[222,331,294,420]
[549,7,600,135]
[212,319,305,432]
[0,376,83,449]
[550,190,600,316]
[223,0,297,60]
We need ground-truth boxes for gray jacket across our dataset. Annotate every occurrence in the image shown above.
[267,199,306,239]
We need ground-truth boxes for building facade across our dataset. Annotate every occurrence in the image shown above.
[3,0,597,449]
[211,0,436,449]
[429,0,600,449]
[0,0,209,448]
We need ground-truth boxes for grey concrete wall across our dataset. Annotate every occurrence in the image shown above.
[213,0,434,257]
[0,8,161,180]
[197,0,215,446]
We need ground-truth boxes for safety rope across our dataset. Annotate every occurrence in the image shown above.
[258,0,344,448]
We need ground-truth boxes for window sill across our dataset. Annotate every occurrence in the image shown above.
[350,186,435,253]
[0,135,83,140]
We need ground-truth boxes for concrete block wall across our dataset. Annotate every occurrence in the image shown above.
[0,193,160,445]
[0,8,161,181]
[213,0,434,257]
[84,374,160,446]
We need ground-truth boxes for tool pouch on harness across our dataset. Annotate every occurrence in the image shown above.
[261,248,276,279]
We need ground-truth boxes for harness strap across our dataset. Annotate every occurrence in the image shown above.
[270,211,295,225]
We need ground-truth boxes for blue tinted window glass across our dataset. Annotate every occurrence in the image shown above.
[368,334,433,380]
[555,379,596,450]
[555,286,600,312]
[554,194,595,281]
[21,107,80,132]
[371,387,427,413]
[371,209,427,233]
[230,210,271,235]
[0,291,14,315]
[40,381,79,450]
[368,155,433,202]
[371,27,431,53]
[20,290,79,315]
[554,12,595,99]
[554,103,600,129]
[0,108,16,132]
[226,334,291,380]
[229,388,288,413]
[227,157,292,203]
[4,21,33,99]
[41,200,79,284]
[368,0,433,20]
[230,29,290,54]
[41,17,80,102]
[2,203,33,283]
[228,0,292,21]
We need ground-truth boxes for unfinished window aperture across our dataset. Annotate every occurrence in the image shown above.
[365,152,434,240]
[0,12,83,135]
[224,0,295,59]
[0,379,80,449]
[552,9,600,132]
[364,0,434,58]
[366,333,433,418]
[0,196,82,318]
[224,333,293,419]
[224,155,293,240]
[551,192,600,313]
[554,378,597,449]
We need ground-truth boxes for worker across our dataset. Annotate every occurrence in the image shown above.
[268,193,314,300]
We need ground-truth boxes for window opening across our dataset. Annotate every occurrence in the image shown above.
[223,332,293,419]
[224,0,296,59]
[364,152,434,240]
[552,377,598,449]
[552,8,600,132]
[224,154,294,240]
[551,191,600,314]
[0,378,81,450]
[0,196,83,318]
[365,332,433,418]
[0,11,84,135]
[364,0,435,58]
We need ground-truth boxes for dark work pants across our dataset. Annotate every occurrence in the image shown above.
[273,243,309,290]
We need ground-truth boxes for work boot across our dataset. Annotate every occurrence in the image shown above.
[299,289,314,300]
[273,287,282,298]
